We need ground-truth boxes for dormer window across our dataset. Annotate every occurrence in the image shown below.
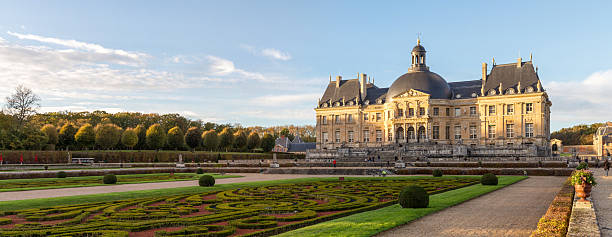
[507,88,515,94]
[488,89,496,96]
[455,94,462,99]
[471,93,477,98]
[364,100,370,105]
[526,86,534,93]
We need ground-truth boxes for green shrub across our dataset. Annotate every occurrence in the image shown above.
[199,175,215,187]
[576,162,588,170]
[196,168,204,174]
[0,218,11,225]
[481,173,498,185]
[432,169,443,177]
[103,174,117,184]
[398,185,429,208]
[57,171,67,178]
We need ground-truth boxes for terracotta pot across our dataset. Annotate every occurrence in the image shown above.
[575,183,592,202]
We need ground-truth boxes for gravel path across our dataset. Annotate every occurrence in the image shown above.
[378,176,565,237]
[0,173,362,201]
[592,168,612,236]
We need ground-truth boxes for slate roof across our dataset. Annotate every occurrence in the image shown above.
[483,61,541,94]
[449,80,482,98]
[318,79,388,107]
[287,143,316,153]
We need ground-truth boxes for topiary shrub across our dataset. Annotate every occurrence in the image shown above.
[199,175,215,187]
[398,185,429,208]
[103,174,117,184]
[57,171,67,178]
[432,169,443,177]
[196,168,204,174]
[481,173,498,185]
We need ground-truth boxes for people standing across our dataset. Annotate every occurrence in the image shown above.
[333,159,336,168]
[604,159,610,177]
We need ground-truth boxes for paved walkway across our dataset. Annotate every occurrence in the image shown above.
[592,168,612,236]
[378,176,565,237]
[0,173,363,201]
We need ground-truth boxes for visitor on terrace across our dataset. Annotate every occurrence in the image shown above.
[604,159,610,176]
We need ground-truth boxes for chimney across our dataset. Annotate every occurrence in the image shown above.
[336,76,342,88]
[517,57,522,68]
[481,62,487,96]
[360,73,367,101]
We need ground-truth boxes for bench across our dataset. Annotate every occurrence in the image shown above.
[71,158,94,164]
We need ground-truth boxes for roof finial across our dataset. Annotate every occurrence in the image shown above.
[329,74,332,83]
[417,35,420,46]
[529,52,533,61]
[492,57,495,65]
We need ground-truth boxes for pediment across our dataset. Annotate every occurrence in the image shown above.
[393,89,430,98]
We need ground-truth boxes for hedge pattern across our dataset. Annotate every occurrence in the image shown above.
[0,178,478,236]
[0,173,198,190]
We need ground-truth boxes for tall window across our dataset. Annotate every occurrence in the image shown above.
[506,124,514,138]
[335,115,340,123]
[506,104,514,115]
[526,103,533,113]
[455,108,461,117]
[376,130,382,142]
[525,123,534,138]
[445,125,450,140]
[376,113,381,121]
[388,129,393,142]
[470,106,476,116]
[409,108,415,117]
[489,105,496,115]
[488,125,496,138]
[348,131,354,142]
[363,113,369,121]
[322,116,327,125]
[419,107,425,116]
[454,125,462,139]
[433,107,439,116]
[446,108,450,116]
[347,114,353,123]
[398,109,404,118]
[363,130,370,142]
[322,132,328,143]
[469,125,477,139]
[335,130,340,143]
[433,126,439,139]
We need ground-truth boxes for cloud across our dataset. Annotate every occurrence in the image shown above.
[261,48,291,61]
[206,55,268,81]
[7,31,148,66]
[547,70,612,128]
[237,109,314,121]
[252,93,320,106]
[241,44,291,61]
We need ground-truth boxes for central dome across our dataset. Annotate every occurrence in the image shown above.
[386,71,452,101]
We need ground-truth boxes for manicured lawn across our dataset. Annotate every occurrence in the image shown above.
[0,176,481,236]
[277,176,527,237]
[0,173,242,192]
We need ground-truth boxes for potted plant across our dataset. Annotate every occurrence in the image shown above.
[570,169,597,202]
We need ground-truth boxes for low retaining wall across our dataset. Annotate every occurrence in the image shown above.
[0,167,262,179]
[396,167,573,176]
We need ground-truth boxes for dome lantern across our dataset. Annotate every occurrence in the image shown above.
[410,38,429,72]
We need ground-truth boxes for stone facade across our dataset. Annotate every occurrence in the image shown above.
[593,122,612,156]
[314,41,551,155]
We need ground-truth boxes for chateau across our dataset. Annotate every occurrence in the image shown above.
[313,40,552,156]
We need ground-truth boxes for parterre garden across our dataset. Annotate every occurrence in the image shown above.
[0,177,478,237]
[0,173,239,192]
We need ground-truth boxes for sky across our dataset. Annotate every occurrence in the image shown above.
[0,1,611,131]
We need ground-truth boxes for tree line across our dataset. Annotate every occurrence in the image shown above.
[551,122,608,145]
[0,85,315,151]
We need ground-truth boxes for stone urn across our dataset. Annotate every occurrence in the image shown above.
[574,182,592,202]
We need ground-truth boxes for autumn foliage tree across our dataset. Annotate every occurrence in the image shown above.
[202,130,219,151]
[121,128,138,149]
[40,124,58,146]
[233,131,247,150]
[58,123,77,150]
[134,124,147,150]
[184,127,202,151]
[75,123,95,149]
[167,126,184,150]
[95,123,122,150]
[146,124,166,150]
[261,134,275,152]
[218,127,234,151]
[247,131,260,150]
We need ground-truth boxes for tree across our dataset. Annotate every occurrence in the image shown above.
[202,130,219,151]
[40,124,58,145]
[167,126,184,150]
[75,123,95,149]
[58,123,77,150]
[218,127,234,151]
[184,127,202,150]
[95,123,122,149]
[134,124,147,149]
[21,126,48,150]
[4,85,40,129]
[247,132,260,150]
[261,134,275,152]
[146,124,166,150]
[121,128,138,149]
[233,131,247,149]
[280,128,295,140]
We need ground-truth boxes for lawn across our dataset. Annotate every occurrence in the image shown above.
[0,173,242,192]
[277,175,527,237]
[0,176,487,236]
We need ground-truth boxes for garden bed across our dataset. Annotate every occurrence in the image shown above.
[0,177,479,236]
[530,178,574,237]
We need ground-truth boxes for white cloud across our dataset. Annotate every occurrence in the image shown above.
[206,55,268,81]
[252,93,320,106]
[547,70,612,128]
[241,44,292,61]
[261,48,291,61]
[237,109,314,121]
[7,31,148,66]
